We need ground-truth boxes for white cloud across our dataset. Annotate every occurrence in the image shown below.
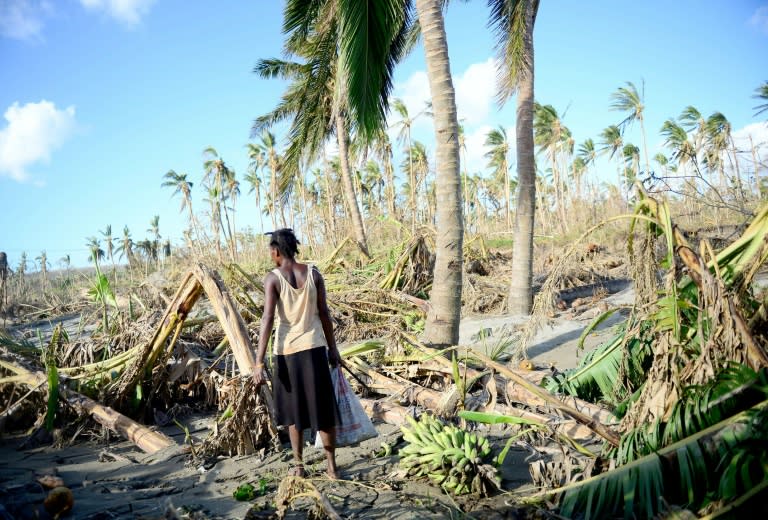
[462,124,517,176]
[749,6,768,34]
[0,0,52,41]
[0,100,77,182]
[391,58,498,130]
[455,58,497,127]
[733,122,768,172]
[80,0,155,26]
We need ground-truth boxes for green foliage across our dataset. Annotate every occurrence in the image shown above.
[544,323,652,409]
[557,400,768,519]
[43,325,63,432]
[233,481,268,501]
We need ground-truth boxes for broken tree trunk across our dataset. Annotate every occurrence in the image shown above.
[191,263,280,452]
[417,359,615,425]
[397,332,620,445]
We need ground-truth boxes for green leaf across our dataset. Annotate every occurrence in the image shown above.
[458,410,545,427]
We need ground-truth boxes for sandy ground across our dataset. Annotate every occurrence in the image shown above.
[0,285,632,519]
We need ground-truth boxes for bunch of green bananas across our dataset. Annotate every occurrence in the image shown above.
[399,414,498,495]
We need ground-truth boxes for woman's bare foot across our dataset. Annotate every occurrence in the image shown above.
[326,468,341,480]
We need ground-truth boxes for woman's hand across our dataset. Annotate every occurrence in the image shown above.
[328,347,341,367]
[252,364,267,386]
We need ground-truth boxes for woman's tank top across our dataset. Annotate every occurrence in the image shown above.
[272,264,327,355]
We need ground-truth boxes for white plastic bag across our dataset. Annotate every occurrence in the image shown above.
[315,367,378,448]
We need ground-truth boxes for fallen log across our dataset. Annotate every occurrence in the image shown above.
[398,332,620,444]
[415,359,616,425]
[359,394,599,443]
[0,360,175,454]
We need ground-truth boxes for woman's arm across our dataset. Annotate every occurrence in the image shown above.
[253,272,278,385]
[315,267,341,366]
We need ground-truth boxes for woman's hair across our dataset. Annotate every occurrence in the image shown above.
[266,228,300,259]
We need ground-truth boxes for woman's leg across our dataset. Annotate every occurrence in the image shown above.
[317,427,339,479]
[288,424,304,476]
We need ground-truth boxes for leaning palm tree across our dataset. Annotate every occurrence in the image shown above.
[753,80,768,118]
[484,125,513,230]
[489,0,540,315]
[610,80,651,177]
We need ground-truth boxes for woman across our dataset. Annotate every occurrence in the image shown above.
[252,229,342,478]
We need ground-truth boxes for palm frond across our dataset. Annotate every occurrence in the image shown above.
[488,0,539,104]
[337,0,412,138]
[557,400,768,519]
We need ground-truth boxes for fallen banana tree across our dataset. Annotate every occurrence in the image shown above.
[0,356,175,454]
[536,193,768,516]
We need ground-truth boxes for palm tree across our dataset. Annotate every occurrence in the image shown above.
[58,254,71,274]
[753,80,768,118]
[705,111,744,199]
[147,215,161,267]
[391,98,430,230]
[610,81,651,178]
[35,250,49,291]
[660,118,697,194]
[484,125,513,230]
[577,138,597,199]
[490,0,540,315]
[533,103,570,228]
[280,0,462,343]
[622,142,640,194]
[100,224,116,277]
[203,147,238,258]
[371,128,398,218]
[86,237,105,268]
[598,124,626,194]
[115,226,135,268]
[224,172,241,260]
[252,28,375,257]
[245,143,266,231]
[249,130,284,229]
[410,0,464,345]
[400,141,430,223]
[161,169,197,247]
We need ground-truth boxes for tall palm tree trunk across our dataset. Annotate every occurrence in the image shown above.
[416,0,463,347]
[508,0,537,315]
[335,114,371,258]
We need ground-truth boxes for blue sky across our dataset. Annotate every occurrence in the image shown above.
[1,0,767,269]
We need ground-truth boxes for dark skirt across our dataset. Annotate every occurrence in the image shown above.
[273,347,340,432]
